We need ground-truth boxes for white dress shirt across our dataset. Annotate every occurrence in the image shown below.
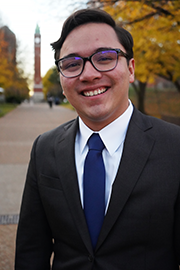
[75,100,133,212]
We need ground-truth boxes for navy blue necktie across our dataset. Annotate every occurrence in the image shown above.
[83,133,105,249]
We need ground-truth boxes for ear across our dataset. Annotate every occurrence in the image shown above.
[128,58,135,83]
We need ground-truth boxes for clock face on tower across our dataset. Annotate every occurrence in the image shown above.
[35,37,40,44]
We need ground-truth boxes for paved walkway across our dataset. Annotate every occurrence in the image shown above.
[0,102,77,270]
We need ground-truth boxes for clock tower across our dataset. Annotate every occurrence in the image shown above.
[33,24,43,102]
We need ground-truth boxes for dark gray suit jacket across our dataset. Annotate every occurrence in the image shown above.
[15,107,180,270]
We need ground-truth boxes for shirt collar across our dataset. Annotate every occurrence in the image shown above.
[77,100,133,156]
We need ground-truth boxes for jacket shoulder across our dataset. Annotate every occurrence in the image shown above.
[41,118,77,138]
[32,118,78,151]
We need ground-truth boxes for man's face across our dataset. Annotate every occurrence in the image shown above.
[60,23,135,131]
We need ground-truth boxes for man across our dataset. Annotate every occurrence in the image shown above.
[15,8,180,270]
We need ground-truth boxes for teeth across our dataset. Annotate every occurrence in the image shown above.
[98,89,101,94]
[84,88,107,97]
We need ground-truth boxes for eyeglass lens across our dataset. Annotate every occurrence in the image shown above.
[59,50,118,77]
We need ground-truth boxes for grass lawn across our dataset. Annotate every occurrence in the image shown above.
[129,87,180,119]
[0,103,18,118]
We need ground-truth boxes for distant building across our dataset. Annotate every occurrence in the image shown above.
[0,25,16,64]
[33,24,44,102]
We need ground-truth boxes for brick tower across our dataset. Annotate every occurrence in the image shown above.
[33,24,43,102]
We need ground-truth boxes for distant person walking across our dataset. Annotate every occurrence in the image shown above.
[47,95,53,108]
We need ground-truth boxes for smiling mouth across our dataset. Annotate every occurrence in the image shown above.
[83,87,108,97]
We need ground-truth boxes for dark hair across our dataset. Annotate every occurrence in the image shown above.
[51,8,133,61]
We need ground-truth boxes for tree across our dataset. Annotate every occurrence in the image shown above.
[87,0,180,113]
[42,67,64,103]
[0,27,29,103]
[4,67,30,103]
[0,30,12,88]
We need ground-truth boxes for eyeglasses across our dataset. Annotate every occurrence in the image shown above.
[55,48,129,78]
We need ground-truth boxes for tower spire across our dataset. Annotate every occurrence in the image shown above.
[35,24,40,35]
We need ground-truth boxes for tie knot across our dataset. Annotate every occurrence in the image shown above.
[88,133,105,152]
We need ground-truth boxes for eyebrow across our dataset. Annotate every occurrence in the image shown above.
[60,47,116,60]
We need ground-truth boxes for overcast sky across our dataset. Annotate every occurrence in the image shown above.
[0,0,86,88]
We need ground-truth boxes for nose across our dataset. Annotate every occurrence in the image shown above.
[79,61,102,82]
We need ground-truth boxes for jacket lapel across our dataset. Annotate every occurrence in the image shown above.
[96,108,155,250]
[55,118,93,253]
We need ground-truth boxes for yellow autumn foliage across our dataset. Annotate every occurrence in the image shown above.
[89,0,180,85]
[0,28,29,102]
